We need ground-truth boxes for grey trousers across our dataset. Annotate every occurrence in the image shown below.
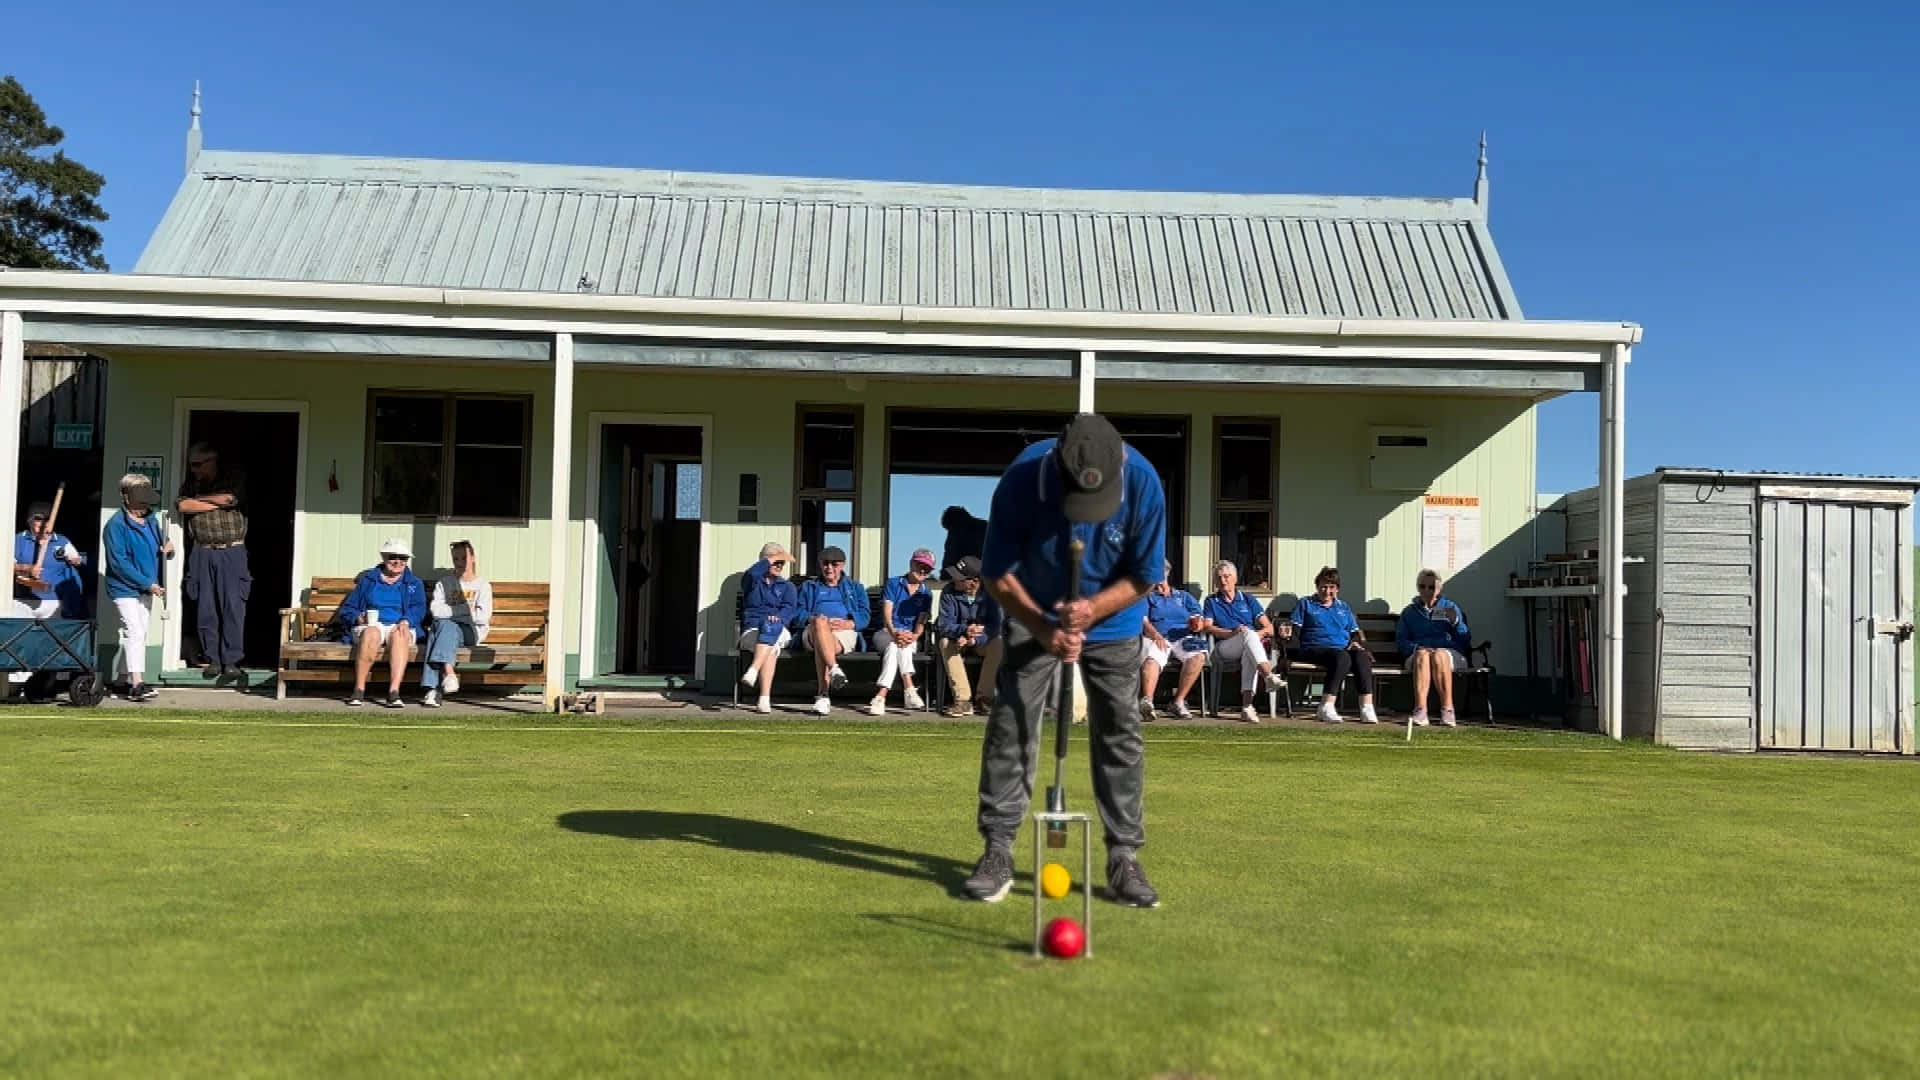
[975,625,1145,860]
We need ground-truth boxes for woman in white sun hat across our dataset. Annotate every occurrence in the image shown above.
[335,537,428,709]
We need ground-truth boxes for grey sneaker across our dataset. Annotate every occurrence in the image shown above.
[1138,696,1156,723]
[1107,856,1160,908]
[962,846,1015,903]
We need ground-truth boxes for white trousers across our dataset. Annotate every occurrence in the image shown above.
[1214,628,1272,692]
[114,595,153,679]
[871,629,919,688]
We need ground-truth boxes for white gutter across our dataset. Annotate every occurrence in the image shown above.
[0,271,1645,349]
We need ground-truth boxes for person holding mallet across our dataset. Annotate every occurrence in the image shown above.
[961,413,1167,909]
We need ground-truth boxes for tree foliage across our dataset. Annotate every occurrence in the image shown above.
[0,75,108,271]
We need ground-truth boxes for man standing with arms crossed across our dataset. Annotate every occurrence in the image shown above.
[962,413,1166,908]
[176,442,249,678]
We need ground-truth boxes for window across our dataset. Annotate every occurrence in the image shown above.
[1213,419,1276,591]
[794,407,861,575]
[367,392,531,520]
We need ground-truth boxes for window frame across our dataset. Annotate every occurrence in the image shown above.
[1210,416,1279,592]
[363,390,534,524]
[791,403,863,576]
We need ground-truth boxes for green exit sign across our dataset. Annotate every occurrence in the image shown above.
[53,424,93,451]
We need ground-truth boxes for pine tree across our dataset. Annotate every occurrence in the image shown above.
[0,76,108,271]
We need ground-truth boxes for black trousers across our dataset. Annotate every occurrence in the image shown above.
[185,545,251,667]
[976,626,1144,859]
[1299,645,1374,696]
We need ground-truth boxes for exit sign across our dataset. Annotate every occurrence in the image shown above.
[52,424,93,450]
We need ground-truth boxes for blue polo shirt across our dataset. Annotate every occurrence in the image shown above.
[1204,589,1265,633]
[882,576,933,632]
[1291,597,1361,650]
[980,438,1167,645]
[1145,588,1207,651]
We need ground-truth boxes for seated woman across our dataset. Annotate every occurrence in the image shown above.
[337,538,429,709]
[421,540,492,708]
[1396,568,1472,727]
[737,542,800,714]
[868,548,936,716]
[1140,561,1208,721]
[796,546,871,717]
[1286,566,1378,724]
[1203,560,1284,724]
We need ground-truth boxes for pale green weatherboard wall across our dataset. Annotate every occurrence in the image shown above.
[97,351,1538,690]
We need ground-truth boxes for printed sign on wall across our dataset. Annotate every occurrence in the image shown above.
[1420,495,1482,575]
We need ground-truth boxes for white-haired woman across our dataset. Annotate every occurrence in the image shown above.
[1396,569,1471,727]
[1203,560,1283,723]
[738,541,800,714]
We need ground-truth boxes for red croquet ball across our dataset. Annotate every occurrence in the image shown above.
[1043,917,1085,959]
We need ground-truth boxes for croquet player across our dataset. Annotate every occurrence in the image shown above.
[963,412,1166,908]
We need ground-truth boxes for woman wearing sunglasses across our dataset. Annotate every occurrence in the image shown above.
[1396,568,1472,727]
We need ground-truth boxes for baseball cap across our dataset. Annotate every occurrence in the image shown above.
[1056,413,1125,523]
[26,502,51,522]
[944,555,982,583]
[909,548,936,570]
[819,545,847,564]
[378,537,414,560]
[124,481,161,508]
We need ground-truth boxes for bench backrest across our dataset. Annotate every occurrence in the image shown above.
[301,577,549,646]
[1268,604,1403,662]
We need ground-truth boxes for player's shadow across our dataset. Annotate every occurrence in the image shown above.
[556,810,975,895]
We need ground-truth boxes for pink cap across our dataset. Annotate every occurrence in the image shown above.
[910,548,936,568]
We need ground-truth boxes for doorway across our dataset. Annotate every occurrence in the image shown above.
[177,409,300,670]
[602,424,704,675]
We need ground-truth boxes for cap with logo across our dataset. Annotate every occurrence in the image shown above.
[1056,413,1126,523]
[944,555,982,583]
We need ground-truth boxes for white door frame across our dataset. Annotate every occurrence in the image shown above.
[577,412,712,684]
[162,397,309,672]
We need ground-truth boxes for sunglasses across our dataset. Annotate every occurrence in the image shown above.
[1419,584,1439,593]
[383,554,410,562]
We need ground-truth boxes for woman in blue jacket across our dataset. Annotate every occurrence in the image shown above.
[102,476,173,700]
[737,542,801,714]
[334,538,429,708]
[796,545,870,716]
[1396,569,1472,728]
[1287,566,1378,724]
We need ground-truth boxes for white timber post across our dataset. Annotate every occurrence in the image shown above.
[0,312,23,552]
[1077,349,1096,413]
[1597,343,1629,739]
[545,332,575,710]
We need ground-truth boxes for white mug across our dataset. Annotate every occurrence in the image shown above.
[365,609,381,628]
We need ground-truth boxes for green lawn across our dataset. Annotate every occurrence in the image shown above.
[5,711,1919,1078]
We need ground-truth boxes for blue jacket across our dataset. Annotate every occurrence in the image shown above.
[1397,597,1471,656]
[103,510,166,600]
[741,559,801,641]
[881,575,934,633]
[936,587,1003,646]
[335,566,428,640]
[13,530,87,615]
[1146,588,1208,650]
[980,438,1167,645]
[797,576,872,633]
[1290,597,1361,651]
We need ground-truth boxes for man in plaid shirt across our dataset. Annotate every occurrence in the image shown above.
[176,442,250,679]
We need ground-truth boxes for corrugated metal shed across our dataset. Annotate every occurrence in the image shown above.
[134,151,1520,319]
[1561,468,1915,753]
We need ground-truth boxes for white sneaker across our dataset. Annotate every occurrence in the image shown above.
[421,689,441,708]
[1318,702,1341,724]
[755,697,772,715]
[867,696,887,717]
[1263,671,1284,692]
[1238,705,1261,724]
[813,696,831,717]
[1172,701,1192,720]
[443,672,460,695]
[1440,708,1458,727]
[828,666,848,691]
[903,688,925,710]
[1138,696,1156,723]
[1358,704,1380,724]
[740,667,759,688]
[1410,708,1430,727]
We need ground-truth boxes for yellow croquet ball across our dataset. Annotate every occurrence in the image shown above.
[1040,862,1071,899]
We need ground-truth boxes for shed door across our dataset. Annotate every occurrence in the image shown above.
[1758,499,1913,752]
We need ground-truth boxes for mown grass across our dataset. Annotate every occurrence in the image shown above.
[4,709,1918,1078]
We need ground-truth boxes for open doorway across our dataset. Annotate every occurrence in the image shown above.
[178,409,300,670]
[601,424,704,675]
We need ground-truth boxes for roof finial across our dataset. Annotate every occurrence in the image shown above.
[1473,130,1488,211]
[185,81,203,176]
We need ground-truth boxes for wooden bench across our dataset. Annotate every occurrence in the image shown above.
[732,583,935,710]
[1269,605,1494,722]
[277,578,550,699]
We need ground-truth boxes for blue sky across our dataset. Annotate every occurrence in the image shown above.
[11,0,1917,560]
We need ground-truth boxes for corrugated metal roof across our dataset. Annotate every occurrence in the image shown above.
[1655,467,1920,488]
[135,151,1520,319]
